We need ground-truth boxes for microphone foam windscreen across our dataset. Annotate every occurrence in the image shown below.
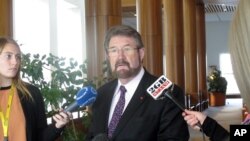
[76,86,97,107]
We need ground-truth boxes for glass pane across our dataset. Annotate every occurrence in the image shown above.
[13,0,50,55]
[220,53,240,94]
[13,0,86,64]
[57,0,86,63]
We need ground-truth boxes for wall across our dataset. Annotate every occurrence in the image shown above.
[206,21,240,95]
[206,21,231,73]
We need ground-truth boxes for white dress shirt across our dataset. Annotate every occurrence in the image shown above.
[108,67,145,124]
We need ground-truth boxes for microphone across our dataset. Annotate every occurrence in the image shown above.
[64,86,97,112]
[146,75,185,111]
[146,75,202,128]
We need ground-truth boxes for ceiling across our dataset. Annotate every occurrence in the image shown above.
[122,0,240,26]
[203,0,239,22]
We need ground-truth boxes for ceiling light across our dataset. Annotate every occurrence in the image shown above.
[221,4,227,12]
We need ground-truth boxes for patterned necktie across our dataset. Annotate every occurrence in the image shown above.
[108,85,127,138]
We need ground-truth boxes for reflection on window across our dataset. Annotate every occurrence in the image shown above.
[220,53,240,94]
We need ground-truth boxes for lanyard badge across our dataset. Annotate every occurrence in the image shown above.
[0,84,15,141]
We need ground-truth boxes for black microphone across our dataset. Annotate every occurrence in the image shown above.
[146,75,187,111]
[146,75,186,111]
[146,75,173,99]
[64,86,97,112]
[91,133,110,141]
[146,75,202,128]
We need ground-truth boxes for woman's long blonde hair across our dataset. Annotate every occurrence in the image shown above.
[0,37,32,99]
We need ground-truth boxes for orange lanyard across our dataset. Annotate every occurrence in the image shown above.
[0,84,14,140]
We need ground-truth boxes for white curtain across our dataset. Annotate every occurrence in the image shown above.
[229,0,250,109]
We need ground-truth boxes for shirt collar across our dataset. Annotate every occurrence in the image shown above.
[115,67,145,95]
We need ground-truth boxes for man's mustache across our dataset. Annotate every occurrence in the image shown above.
[115,60,129,69]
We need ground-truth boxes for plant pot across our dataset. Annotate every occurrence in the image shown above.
[209,92,226,106]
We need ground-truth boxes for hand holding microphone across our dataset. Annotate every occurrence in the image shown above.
[182,109,207,130]
[53,86,97,128]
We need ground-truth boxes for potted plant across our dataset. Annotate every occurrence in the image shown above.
[207,65,227,106]
[21,53,112,141]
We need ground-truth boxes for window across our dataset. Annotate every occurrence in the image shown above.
[220,53,240,94]
[13,0,87,120]
[13,0,86,65]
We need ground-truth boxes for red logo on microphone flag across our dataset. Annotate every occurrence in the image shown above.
[147,75,173,100]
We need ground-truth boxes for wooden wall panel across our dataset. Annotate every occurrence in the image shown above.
[183,0,198,103]
[137,0,163,76]
[85,0,122,79]
[162,0,185,89]
[0,0,12,37]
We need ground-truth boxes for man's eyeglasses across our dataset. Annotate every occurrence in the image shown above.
[108,47,139,57]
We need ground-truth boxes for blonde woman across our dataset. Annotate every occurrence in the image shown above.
[0,37,72,141]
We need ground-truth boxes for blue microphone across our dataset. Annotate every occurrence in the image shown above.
[64,86,97,112]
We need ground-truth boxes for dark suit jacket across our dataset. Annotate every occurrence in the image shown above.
[86,70,190,141]
[18,84,63,141]
[202,117,229,141]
